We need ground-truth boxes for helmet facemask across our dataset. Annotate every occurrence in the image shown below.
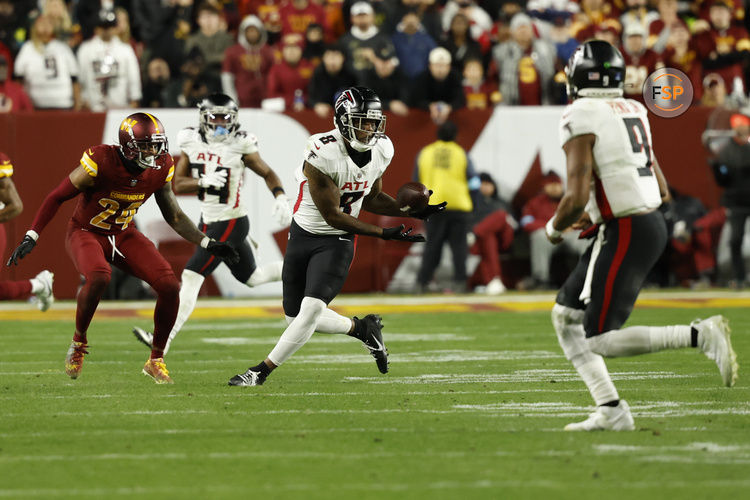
[340,110,386,152]
[200,107,238,143]
[124,135,168,169]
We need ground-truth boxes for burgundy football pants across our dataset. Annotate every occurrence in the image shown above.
[0,224,32,300]
[65,223,180,357]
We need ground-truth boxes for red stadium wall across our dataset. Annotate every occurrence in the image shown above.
[0,107,717,298]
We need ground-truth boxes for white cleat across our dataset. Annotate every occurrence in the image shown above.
[565,400,635,432]
[33,270,54,312]
[485,277,507,295]
[693,315,739,387]
[132,327,154,348]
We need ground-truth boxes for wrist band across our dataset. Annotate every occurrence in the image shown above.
[545,218,562,240]
[26,230,39,242]
[272,187,285,197]
[200,236,211,249]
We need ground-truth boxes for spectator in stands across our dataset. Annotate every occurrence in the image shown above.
[77,10,141,111]
[115,7,139,56]
[648,0,687,53]
[342,0,399,34]
[526,0,580,38]
[592,24,620,46]
[702,73,729,108]
[622,22,663,103]
[493,13,557,105]
[166,46,219,107]
[441,12,483,74]
[619,0,659,34]
[222,15,274,108]
[462,57,500,109]
[469,172,516,295]
[392,8,437,82]
[520,172,588,289]
[303,23,326,65]
[0,0,24,56]
[185,3,233,76]
[712,113,750,288]
[141,57,171,108]
[0,54,33,111]
[547,14,579,63]
[14,15,80,110]
[415,121,475,293]
[441,1,492,42]
[266,34,315,111]
[308,44,356,118]
[74,0,129,42]
[394,0,443,41]
[361,41,409,115]
[661,24,702,102]
[570,0,620,41]
[280,0,327,39]
[410,47,465,124]
[692,0,750,96]
[132,0,193,76]
[41,0,76,48]
[339,1,394,84]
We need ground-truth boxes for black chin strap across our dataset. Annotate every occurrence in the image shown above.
[344,141,372,168]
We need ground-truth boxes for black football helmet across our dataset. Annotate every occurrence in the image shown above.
[565,40,625,99]
[199,93,239,142]
[333,86,386,151]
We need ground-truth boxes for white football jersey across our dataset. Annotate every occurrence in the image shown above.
[14,40,79,109]
[293,129,394,235]
[77,36,142,111]
[559,97,662,224]
[177,127,259,224]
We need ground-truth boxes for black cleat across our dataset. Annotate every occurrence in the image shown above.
[132,327,154,348]
[228,368,266,386]
[356,314,389,374]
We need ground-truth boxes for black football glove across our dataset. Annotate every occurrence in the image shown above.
[206,240,240,265]
[410,191,447,220]
[381,225,426,242]
[7,235,36,267]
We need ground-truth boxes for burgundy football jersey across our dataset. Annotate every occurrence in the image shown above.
[71,144,174,235]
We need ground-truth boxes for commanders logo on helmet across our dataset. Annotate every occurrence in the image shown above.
[118,112,168,169]
[565,40,625,99]
[199,93,239,143]
[333,86,386,152]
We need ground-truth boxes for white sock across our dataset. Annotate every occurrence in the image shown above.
[246,261,283,287]
[552,304,619,406]
[285,309,353,335]
[164,269,205,354]
[587,325,691,357]
[29,278,43,294]
[268,297,325,366]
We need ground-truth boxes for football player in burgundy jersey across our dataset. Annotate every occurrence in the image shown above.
[228,87,446,387]
[6,112,239,384]
[546,41,737,431]
[0,152,54,310]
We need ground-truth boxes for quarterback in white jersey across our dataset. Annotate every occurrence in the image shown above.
[229,86,446,387]
[547,41,737,432]
[132,93,292,354]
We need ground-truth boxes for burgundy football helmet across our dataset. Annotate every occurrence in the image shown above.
[118,112,168,169]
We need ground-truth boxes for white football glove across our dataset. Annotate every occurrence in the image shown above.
[198,169,228,189]
[271,194,292,226]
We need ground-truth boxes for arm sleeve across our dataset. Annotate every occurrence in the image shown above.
[30,177,81,235]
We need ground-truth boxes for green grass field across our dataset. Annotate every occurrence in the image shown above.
[1,300,748,499]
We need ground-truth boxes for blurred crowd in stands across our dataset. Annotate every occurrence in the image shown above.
[1,0,750,115]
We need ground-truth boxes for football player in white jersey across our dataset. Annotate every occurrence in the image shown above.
[132,93,292,354]
[547,41,738,431]
[229,86,446,386]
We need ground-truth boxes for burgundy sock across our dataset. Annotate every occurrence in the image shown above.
[150,276,180,359]
[0,280,32,300]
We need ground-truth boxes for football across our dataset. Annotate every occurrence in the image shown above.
[396,182,430,213]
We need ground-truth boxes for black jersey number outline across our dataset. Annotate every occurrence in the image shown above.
[190,163,231,204]
[340,191,365,215]
[622,117,654,177]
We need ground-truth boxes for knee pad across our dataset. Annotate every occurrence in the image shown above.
[298,297,326,321]
[285,315,295,325]
[586,335,610,357]
[551,303,588,361]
